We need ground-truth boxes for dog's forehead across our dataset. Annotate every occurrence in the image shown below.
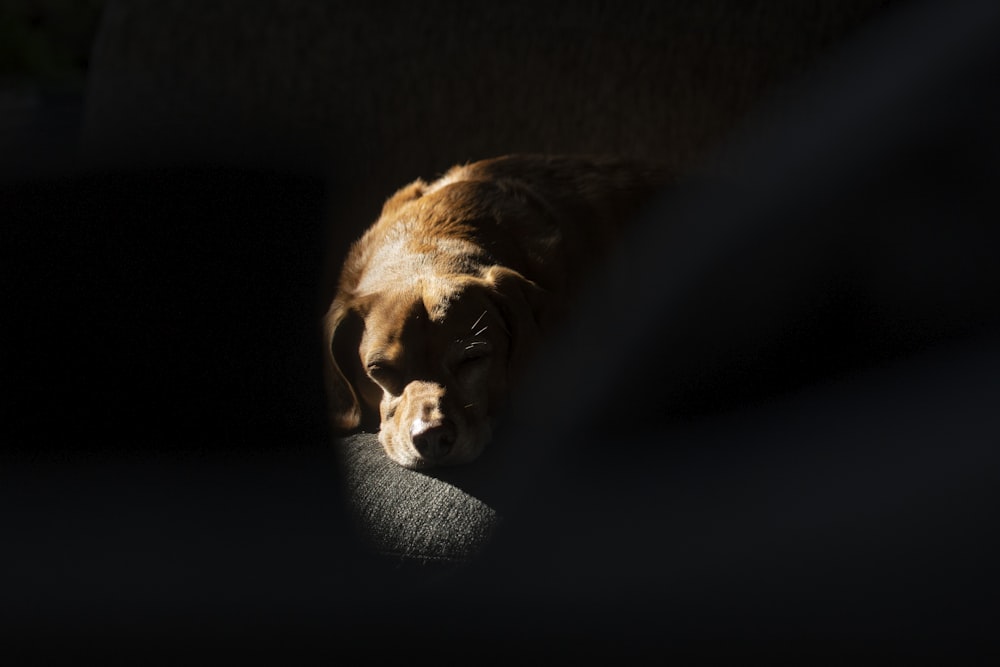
[360,282,492,345]
[433,286,494,326]
[354,230,481,298]
[359,291,422,343]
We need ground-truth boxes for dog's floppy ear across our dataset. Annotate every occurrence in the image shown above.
[481,265,549,372]
[379,178,427,217]
[323,299,378,432]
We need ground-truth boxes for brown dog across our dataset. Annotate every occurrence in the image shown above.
[325,155,670,468]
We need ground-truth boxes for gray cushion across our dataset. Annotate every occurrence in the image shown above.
[339,433,498,564]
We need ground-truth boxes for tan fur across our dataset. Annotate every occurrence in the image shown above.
[325,154,672,468]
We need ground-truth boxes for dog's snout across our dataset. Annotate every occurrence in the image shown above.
[411,418,456,462]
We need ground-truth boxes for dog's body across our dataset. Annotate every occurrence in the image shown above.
[326,155,670,468]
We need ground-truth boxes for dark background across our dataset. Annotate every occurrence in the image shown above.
[3,1,999,661]
[3,6,355,660]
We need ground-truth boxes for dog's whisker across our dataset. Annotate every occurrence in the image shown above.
[464,403,476,409]
[474,325,488,337]
[470,310,487,331]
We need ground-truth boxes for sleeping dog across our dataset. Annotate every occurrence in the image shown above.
[325,155,671,468]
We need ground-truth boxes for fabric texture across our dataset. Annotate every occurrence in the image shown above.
[340,433,498,564]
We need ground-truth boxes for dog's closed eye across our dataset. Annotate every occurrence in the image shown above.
[459,343,492,366]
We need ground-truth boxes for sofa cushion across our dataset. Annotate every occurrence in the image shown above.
[339,433,499,565]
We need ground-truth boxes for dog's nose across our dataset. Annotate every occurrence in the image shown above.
[411,419,456,463]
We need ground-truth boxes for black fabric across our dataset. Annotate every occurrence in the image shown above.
[450,0,1000,656]
[452,333,1000,659]
[485,0,1000,490]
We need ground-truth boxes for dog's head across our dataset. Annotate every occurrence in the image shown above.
[326,265,544,469]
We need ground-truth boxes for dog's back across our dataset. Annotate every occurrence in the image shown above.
[352,155,673,298]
